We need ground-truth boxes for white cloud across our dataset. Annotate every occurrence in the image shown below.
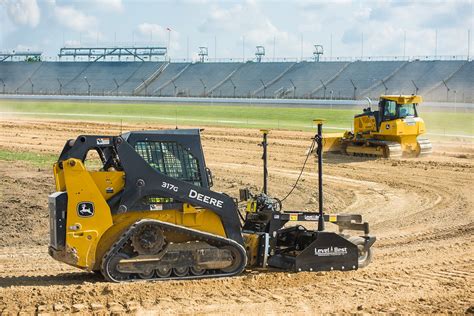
[1,0,471,58]
[292,0,472,58]
[138,23,168,40]
[53,5,97,32]
[64,40,81,47]
[1,0,40,28]
[15,43,39,51]
[353,6,372,20]
[95,0,123,13]
[199,1,294,57]
[137,23,181,54]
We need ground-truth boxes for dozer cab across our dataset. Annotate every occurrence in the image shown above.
[323,95,432,158]
[49,124,375,282]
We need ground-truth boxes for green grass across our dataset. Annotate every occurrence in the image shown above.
[0,149,56,167]
[0,100,472,136]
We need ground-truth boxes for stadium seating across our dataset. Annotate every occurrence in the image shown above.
[0,60,471,102]
[265,61,349,98]
[170,62,240,97]
[324,61,406,99]
[215,62,292,97]
[423,61,473,102]
[0,62,42,93]
[365,60,466,98]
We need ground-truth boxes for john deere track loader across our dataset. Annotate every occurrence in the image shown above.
[322,95,432,158]
[49,124,375,282]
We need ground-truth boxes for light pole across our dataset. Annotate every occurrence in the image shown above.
[28,77,34,94]
[320,79,327,99]
[199,78,206,96]
[113,78,119,96]
[442,80,450,101]
[260,79,266,98]
[381,79,388,95]
[350,79,357,100]
[166,27,171,61]
[141,78,147,96]
[171,79,177,96]
[453,90,457,113]
[411,80,419,95]
[57,78,63,95]
[289,79,296,98]
[229,78,236,98]
[84,76,91,96]
[0,79,5,94]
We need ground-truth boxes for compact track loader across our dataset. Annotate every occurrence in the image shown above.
[322,95,432,158]
[49,122,375,282]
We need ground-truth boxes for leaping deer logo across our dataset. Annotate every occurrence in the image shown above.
[78,202,94,217]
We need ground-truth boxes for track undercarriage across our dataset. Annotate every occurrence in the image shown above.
[101,220,247,282]
[341,138,432,158]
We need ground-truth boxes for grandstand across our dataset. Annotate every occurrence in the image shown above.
[0,52,472,102]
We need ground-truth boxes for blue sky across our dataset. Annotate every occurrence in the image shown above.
[0,0,473,61]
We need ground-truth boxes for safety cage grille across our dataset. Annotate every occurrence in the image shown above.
[134,141,202,186]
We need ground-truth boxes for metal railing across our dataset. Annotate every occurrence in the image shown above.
[4,55,472,63]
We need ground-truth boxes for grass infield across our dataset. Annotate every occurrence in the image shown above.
[0,100,472,136]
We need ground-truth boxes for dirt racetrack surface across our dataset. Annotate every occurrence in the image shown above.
[0,118,473,315]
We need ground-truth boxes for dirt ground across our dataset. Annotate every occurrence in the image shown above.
[0,118,473,315]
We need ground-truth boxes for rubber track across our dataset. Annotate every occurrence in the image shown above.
[417,138,433,157]
[369,140,402,158]
[346,140,402,158]
[100,219,247,283]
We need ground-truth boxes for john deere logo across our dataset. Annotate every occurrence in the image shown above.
[385,124,390,130]
[77,202,94,217]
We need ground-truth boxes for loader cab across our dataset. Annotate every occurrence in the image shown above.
[56,129,214,190]
[377,95,421,128]
[122,129,214,189]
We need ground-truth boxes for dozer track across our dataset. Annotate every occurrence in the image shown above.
[380,141,402,159]
[101,219,247,282]
[417,138,433,157]
[344,140,402,159]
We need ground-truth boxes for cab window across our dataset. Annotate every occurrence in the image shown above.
[134,141,203,187]
[398,103,417,118]
[383,101,397,121]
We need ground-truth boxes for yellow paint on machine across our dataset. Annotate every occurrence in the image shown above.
[321,133,344,152]
[289,214,299,221]
[54,158,227,272]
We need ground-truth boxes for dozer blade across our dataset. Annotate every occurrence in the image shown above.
[321,133,344,153]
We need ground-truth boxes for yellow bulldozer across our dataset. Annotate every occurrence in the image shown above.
[323,95,432,158]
